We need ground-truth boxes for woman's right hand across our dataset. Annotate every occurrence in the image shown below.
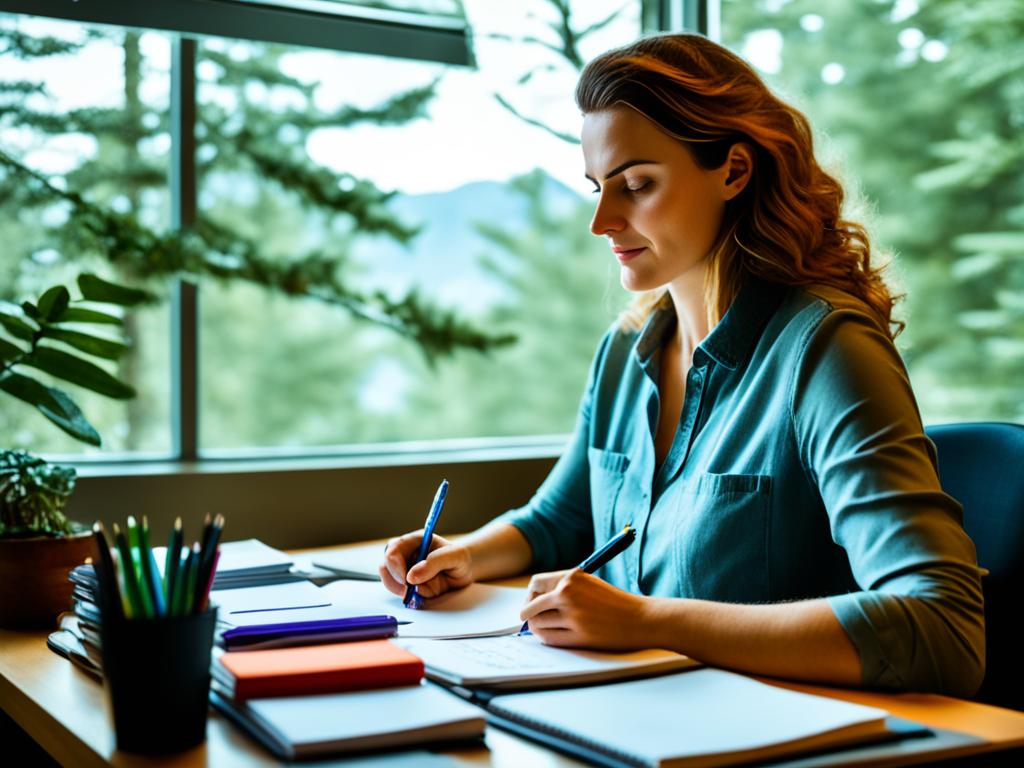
[379,532,475,600]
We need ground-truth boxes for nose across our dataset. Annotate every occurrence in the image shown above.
[589,190,625,237]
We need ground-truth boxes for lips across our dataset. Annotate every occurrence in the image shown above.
[612,246,646,263]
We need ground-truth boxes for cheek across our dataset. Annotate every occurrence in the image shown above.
[661,189,725,245]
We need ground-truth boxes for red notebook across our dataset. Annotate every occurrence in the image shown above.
[213,639,424,700]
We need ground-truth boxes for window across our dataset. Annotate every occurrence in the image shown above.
[720,0,1024,423]
[1,1,645,460]
[0,14,172,456]
[198,2,639,451]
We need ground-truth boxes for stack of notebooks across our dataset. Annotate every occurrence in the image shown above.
[206,539,305,590]
[209,639,486,759]
[48,539,314,679]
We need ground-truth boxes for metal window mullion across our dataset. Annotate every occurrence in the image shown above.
[170,36,199,461]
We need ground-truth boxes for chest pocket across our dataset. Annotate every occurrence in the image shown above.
[673,473,772,603]
[588,447,631,542]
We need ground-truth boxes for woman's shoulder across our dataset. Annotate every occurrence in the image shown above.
[772,282,892,344]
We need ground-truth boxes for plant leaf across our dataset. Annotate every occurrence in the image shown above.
[21,301,40,320]
[77,273,153,306]
[37,286,70,322]
[0,372,101,446]
[0,311,36,342]
[22,346,135,399]
[44,328,129,360]
[54,306,122,325]
[0,337,27,362]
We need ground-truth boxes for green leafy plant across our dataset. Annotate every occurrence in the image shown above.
[0,450,76,537]
[0,273,146,445]
[0,273,146,536]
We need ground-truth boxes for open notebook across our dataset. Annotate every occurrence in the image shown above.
[399,633,699,689]
[485,669,903,768]
[210,681,485,760]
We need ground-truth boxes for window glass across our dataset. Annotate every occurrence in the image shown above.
[198,0,641,451]
[0,14,171,456]
[721,0,1024,423]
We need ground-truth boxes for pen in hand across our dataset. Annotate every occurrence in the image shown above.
[520,523,636,635]
[403,478,449,610]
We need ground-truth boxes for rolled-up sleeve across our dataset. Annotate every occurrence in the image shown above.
[490,330,619,571]
[791,306,986,697]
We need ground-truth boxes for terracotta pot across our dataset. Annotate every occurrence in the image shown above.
[0,529,95,629]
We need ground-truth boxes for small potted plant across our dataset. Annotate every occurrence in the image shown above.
[0,274,147,627]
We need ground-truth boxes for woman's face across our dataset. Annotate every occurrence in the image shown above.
[581,106,740,294]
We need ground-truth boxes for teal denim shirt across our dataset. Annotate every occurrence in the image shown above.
[496,278,986,697]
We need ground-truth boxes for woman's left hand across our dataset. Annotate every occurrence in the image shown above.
[520,568,651,650]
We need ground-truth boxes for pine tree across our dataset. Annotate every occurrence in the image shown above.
[0,19,512,450]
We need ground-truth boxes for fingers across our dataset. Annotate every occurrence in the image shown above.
[379,532,460,599]
[520,582,566,622]
[380,532,425,596]
[526,569,571,601]
[378,561,406,597]
[406,543,462,585]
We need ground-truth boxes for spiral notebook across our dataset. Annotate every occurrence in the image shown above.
[485,669,908,768]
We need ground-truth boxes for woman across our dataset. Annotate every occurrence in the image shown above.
[381,33,985,697]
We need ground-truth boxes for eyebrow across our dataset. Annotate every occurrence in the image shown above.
[585,159,658,184]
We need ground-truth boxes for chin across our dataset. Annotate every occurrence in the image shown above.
[619,266,664,294]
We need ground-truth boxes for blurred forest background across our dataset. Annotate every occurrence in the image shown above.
[1,0,1020,457]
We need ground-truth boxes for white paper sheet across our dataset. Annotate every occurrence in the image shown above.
[321,580,526,639]
[211,581,330,616]
[397,633,698,688]
[309,542,385,581]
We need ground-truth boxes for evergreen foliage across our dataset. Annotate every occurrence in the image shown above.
[723,0,1023,420]
[0,24,512,365]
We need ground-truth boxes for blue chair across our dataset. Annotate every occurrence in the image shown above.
[926,422,1024,710]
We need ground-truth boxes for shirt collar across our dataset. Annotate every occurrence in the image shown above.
[634,276,788,371]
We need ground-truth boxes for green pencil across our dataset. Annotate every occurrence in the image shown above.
[164,517,182,613]
[171,547,190,616]
[112,523,143,619]
[125,516,154,618]
[182,542,200,615]
[139,516,166,616]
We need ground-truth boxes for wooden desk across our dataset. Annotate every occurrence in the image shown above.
[4,548,1024,767]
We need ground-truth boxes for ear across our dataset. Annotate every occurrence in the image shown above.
[721,142,754,200]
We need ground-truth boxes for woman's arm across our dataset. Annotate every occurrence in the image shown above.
[521,569,862,686]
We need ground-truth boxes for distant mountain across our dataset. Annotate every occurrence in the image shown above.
[350,171,582,312]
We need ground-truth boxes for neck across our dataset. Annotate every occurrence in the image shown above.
[666,266,712,358]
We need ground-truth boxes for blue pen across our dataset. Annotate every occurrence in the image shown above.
[403,478,449,609]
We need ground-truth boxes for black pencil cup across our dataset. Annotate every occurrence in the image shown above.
[101,607,218,754]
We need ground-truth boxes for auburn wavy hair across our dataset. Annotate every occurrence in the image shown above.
[575,33,902,337]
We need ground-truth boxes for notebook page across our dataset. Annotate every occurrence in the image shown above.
[400,633,698,687]
[322,580,526,638]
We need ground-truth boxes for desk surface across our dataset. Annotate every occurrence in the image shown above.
[4,544,1024,767]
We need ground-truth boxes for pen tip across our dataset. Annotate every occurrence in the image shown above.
[175,516,182,530]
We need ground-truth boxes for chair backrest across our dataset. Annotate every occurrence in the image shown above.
[926,422,1024,710]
